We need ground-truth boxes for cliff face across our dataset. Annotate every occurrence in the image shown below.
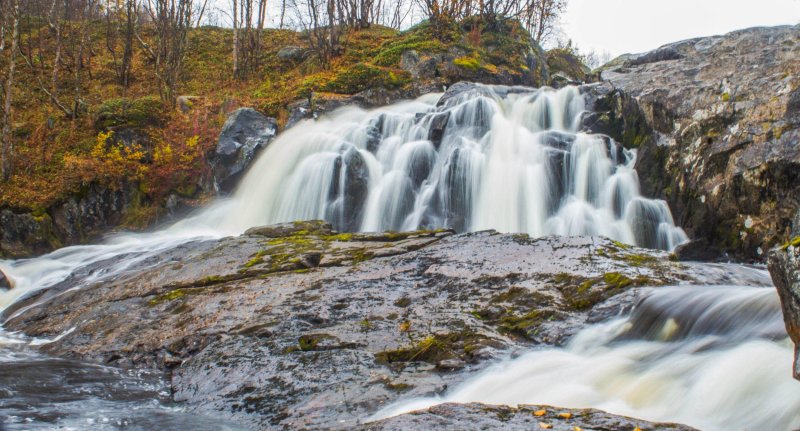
[586,25,800,260]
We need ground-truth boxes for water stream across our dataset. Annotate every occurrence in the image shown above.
[372,270,800,431]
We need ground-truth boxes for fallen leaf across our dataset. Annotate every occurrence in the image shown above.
[559,412,573,419]
[574,427,582,431]
[534,409,547,417]
[399,321,411,332]
[539,422,553,429]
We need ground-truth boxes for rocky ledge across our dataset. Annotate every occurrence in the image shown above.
[586,25,800,260]
[768,237,800,380]
[2,221,758,430]
[359,403,696,431]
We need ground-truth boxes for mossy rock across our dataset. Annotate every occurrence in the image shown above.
[555,271,659,311]
[546,48,591,83]
[375,331,488,366]
[94,96,167,131]
[301,64,412,96]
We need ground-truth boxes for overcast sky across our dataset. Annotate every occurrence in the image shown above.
[561,0,800,57]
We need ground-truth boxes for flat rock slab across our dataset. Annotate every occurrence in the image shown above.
[3,222,734,429]
[357,403,697,431]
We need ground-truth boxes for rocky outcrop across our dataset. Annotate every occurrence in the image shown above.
[277,45,307,62]
[0,184,132,258]
[357,403,697,431]
[768,240,800,380]
[547,48,592,87]
[3,221,742,429]
[0,267,12,290]
[209,108,277,193]
[586,25,800,260]
[285,24,551,130]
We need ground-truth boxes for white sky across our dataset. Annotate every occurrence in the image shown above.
[561,0,800,57]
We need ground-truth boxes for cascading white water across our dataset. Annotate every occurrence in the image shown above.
[372,277,800,431]
[1,84,687,311]
[218,85,687,250]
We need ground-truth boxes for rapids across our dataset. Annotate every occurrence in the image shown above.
[371,268,800,431]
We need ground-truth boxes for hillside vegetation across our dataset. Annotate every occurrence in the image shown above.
[0,18,551,229]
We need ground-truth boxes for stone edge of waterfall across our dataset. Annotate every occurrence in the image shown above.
[768,242,800,380]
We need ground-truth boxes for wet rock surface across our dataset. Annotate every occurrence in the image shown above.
[0,184,132,258]
[586,25,800,260]
[768,240,800,380]
[2,221,741,429]
[356,403,697,431]
[0,268,11,291]
[210,108,278,193]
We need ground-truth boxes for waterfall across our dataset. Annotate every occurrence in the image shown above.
[372,280,800,431]
[0,84,687,316]
[217,84,687,249]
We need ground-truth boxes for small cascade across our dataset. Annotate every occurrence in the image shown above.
[218,84,687,249]
[372,282,800,431]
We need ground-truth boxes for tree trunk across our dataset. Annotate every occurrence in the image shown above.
[1,0,19,181]
[232,0,239,79]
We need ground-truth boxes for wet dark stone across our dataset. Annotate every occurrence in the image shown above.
[327,147,370,232]
[674,238,725,262]
[0,267,12,291]
[427,111,451,149]
[768,245,800,380]
[210,108,277,194]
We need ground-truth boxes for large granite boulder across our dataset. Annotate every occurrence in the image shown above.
[585,25,800,260]
[768,240,800,380]
[210,108,277,193]
[4,221,742,430]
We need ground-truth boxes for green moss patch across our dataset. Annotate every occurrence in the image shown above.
[555,272,659,310]
[375,331,488,366]
[94,96,166,130]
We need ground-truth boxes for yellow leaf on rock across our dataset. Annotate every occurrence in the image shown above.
[634,427,644,431]
[574,427,583,431]
[539,422,553,429]
[534,409,547,416]
[559,412,573,419]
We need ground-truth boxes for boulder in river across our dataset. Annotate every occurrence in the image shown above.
[0,267,12,290]
[210,108,277,194]
[768,239,800,380]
